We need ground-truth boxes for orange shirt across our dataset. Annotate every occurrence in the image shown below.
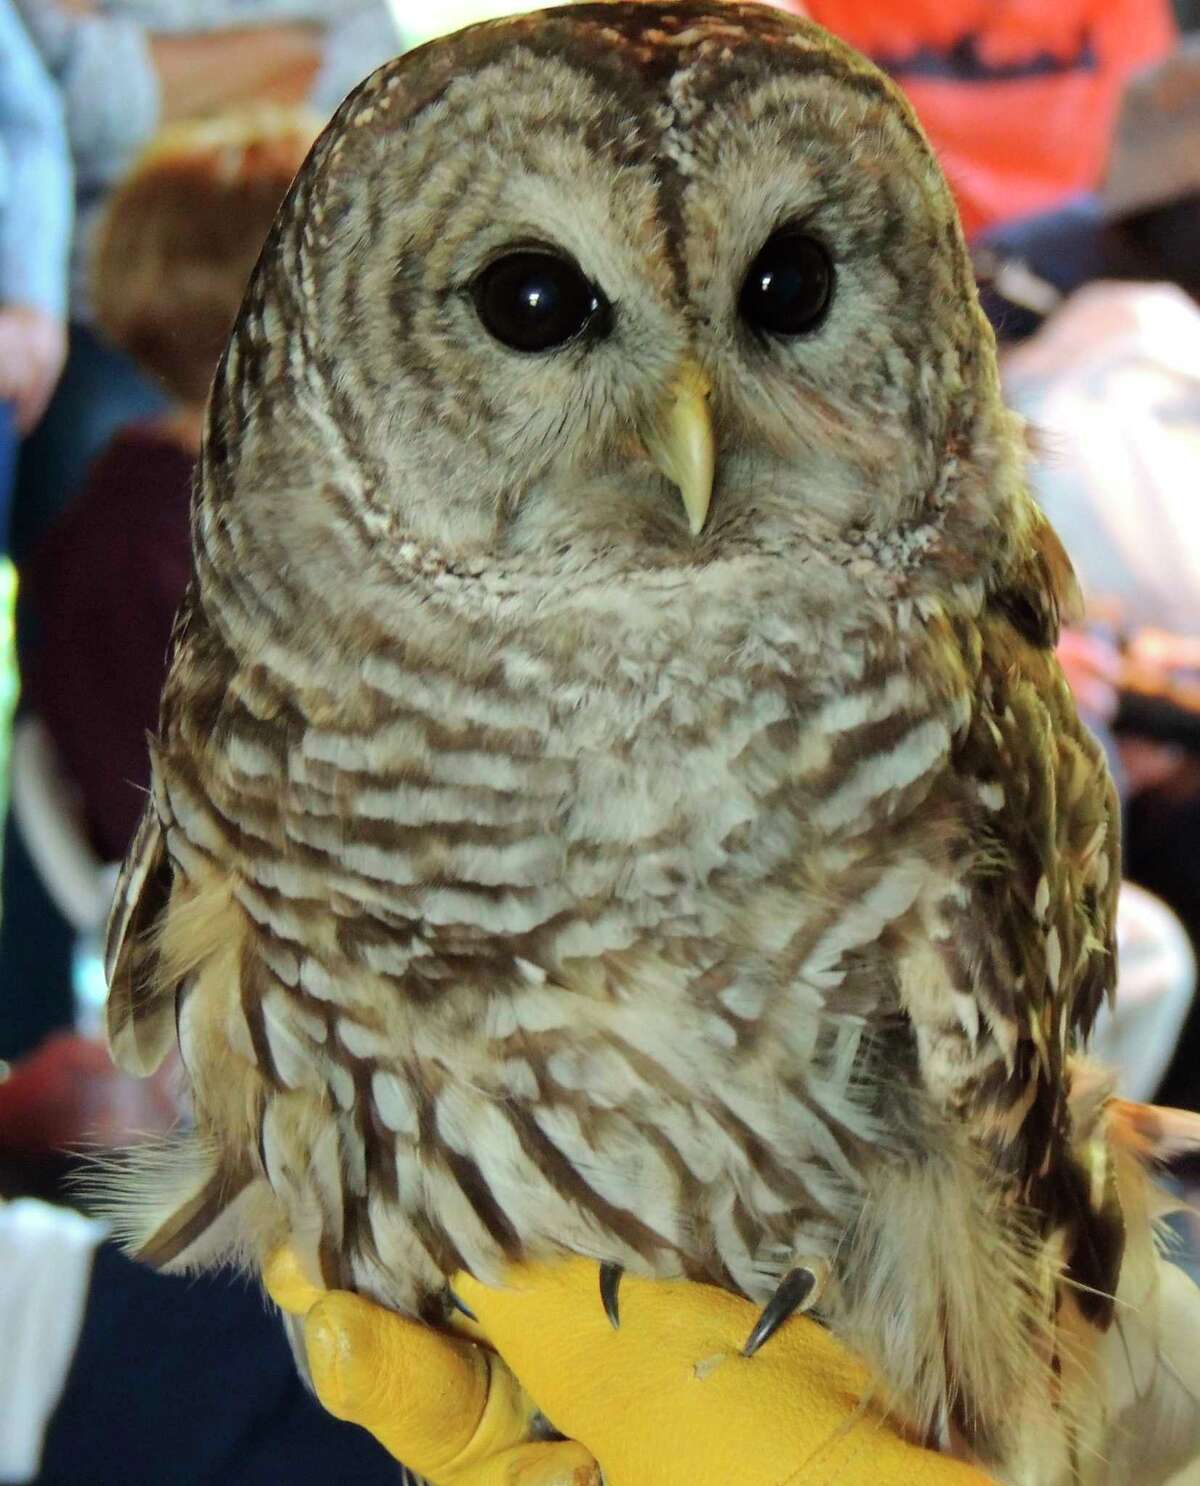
[777,0,1176,235]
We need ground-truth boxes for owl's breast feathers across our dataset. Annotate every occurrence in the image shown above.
[105,499,1127,1453]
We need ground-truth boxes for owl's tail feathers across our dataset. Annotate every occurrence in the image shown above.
[75,1133,266,1273]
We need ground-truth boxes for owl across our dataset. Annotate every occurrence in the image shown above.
[103,4,1200,1481]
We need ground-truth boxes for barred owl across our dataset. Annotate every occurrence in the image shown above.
[103,4,1200,1480]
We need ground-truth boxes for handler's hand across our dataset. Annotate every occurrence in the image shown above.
[266,1250,995,1486]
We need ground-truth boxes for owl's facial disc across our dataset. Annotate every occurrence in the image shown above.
[260,7,996,574]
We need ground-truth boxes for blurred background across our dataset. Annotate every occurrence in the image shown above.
[2,1,1200,1481]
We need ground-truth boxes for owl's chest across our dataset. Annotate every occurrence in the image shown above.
[185,607,965,974]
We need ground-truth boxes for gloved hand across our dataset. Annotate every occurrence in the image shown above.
[266,1249,996,1486]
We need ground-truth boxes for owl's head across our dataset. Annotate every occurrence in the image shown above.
[207,2,1017,590]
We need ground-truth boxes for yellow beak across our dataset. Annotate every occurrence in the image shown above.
[640,361,715,536]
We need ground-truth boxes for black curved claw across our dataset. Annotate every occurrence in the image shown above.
[741,1266,817,1357]
[599,1262,623,1330]
[448,1289,478,1322]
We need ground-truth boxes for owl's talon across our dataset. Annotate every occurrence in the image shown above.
[741,1265,822,1357]
[448,1289,478,1322]
[599,1261,623,1330]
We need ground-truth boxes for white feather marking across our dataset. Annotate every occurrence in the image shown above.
[262,988,322,1090]
[510,986,571,1034]
[500,1057,539,1100]
[1045,926,1062,993]
[224,732,278,779]
[814,672,916,734]
[515,957,546,985]
[415,884,574,934]
[372,1070,418,1136]
[351,781,543,827]
[801,860,927,987]
[336,1018,394,1060]
[362,1192,441,1304]
[355,939,416,976]
[547,913,641,960]
[359,654,551,734]
[259,940,301,988]
[340,1121,366,1195]
[976,780,1005,811]
[327,1060,355,1111]
[704,1014,738,1050]
[717,978,767,1019]
[812,719,950,830]
[291,1120,342,1252]
[299,956,340,1001]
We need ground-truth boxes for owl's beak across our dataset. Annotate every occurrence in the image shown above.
[641,361,715,536]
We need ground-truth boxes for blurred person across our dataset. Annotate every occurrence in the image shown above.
[0,1164,399,1485]
[0,1033,394,1486]
[0,1,72,535]
[0,0,401,1064]
[5,108,317,1078]
[1005,283,1200,640]
[772,0,1176,238]
[976,38,1200,342]
[1054,627,1199,1105]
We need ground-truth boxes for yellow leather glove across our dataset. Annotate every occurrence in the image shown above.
[266,1250,996,1486]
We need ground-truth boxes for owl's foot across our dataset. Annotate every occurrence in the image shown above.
[599,1261,623,1330]
[741,1262,828,1358]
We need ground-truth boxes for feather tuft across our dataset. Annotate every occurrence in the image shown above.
[74,1133,269,1274]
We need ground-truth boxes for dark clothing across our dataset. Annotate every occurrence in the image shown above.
[978,191,1200,342]
[1129,788,1200,1109]
[9,323,167,571]
[0,818,74,1062]
[0,326,166,1062]
[0,399,14,550]
[36,1242,400,1486]
[26,423,193,862]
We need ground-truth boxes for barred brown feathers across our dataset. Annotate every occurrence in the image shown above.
[103,6,1200,1481]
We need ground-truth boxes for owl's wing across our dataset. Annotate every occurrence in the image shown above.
[955,508,1118,1090]
[98,588,266,1268]
[105,586,203,1077]
[105,792,176,1076]
[900,510,1113,1116]
[935,507,1122,1290]
[851,512,1125,1443]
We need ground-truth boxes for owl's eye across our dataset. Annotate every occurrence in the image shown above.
[471,251,609,353]
[739,230,834,337]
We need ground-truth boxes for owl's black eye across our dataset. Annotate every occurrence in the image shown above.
[471,251,609,353]
[739,230,833,337]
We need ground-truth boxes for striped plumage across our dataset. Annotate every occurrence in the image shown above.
[104,6,1200,1481]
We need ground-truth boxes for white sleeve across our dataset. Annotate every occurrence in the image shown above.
[13,0,161,194]
[0,1201,106,1485]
